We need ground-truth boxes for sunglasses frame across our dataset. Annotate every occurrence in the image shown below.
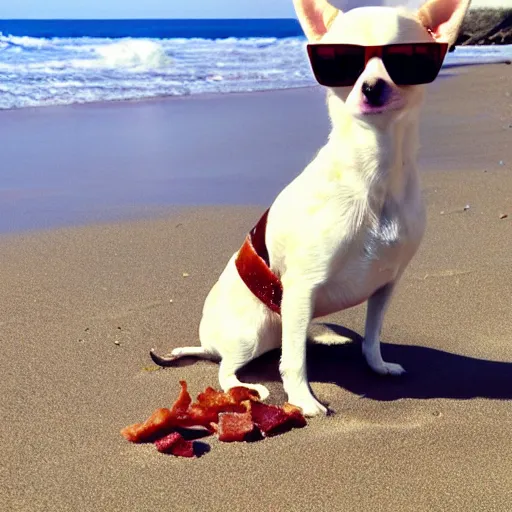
[306,42,449,87]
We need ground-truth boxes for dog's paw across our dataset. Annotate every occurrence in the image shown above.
[248,384,270,401]
[223,382,270,400]
[288,393,328,417]
[369,361,406,376]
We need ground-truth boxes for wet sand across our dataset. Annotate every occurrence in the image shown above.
[0,64,510,233]
[1,64,512,511]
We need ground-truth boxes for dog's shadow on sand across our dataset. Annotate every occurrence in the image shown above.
[239,323,512,402]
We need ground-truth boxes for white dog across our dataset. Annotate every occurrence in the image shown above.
[151,0,471,416]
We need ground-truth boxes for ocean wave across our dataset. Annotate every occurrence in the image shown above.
[95,39,172,69]
[0,33,52,49]
[0,33,510,110]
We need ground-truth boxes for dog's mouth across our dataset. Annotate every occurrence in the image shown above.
[356,98,405,116]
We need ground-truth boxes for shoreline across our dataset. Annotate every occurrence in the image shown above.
[0,84,320,114]
[0,55,511,113]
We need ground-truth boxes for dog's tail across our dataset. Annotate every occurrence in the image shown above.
[149,346,219,367]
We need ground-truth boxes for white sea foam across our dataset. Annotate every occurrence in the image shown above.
[95,39,172,69]
[0,33,510,110]
[0,34,51,48]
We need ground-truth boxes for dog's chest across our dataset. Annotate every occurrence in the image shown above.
[363,210,403,261]
[347,209,410,282]
[314,203,419,317]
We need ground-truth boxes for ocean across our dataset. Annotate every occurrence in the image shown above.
[0,19,511,110]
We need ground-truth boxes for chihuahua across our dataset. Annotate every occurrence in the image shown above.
[151,0,471,416]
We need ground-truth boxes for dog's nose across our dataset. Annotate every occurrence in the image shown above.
[361,78,388,107]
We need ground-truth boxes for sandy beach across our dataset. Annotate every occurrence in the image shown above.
[1,64,511,511]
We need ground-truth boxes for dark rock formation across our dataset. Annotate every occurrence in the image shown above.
[456,8,512,46]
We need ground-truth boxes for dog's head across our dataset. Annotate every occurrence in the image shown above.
[294,0,471,126]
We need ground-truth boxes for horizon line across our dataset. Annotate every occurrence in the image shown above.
[0,17,301,21]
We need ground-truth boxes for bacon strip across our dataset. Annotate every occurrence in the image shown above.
[120,381,192,443]
[248,401,291,436]
[155,432,195,457]
[120,408,175,443]
[217,411,255,442]
[282,403,308,429]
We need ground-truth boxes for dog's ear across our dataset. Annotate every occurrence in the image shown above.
[417,0,472,46]
[293,0,340,41]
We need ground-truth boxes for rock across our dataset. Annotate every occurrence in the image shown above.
[456,9,512,46]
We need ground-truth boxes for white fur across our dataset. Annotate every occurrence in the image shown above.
[154,0,471,416]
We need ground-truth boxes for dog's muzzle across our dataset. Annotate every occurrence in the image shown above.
[362,78,389,107]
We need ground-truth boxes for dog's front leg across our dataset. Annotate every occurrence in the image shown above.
[280,284,328,416]
[363,282,405,376]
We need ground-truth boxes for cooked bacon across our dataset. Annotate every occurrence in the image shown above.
[248,401,307,437]
[120,381,195,443]
[121,381,307,455]
[227,386,260,403]
[120,408,175,443]
[170,380,192,417]
[120,383,254,441]
[155,432,195,458]
[196,387,246,413]
[178,404,218,431]
[217,411,255,442]
[248,401,290,436]
[196,387,234,410]
[282,403,308,429]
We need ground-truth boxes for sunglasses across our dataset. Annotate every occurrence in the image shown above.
[306,42,448,87]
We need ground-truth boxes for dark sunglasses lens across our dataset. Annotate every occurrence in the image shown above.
[384,44,445,85]
[309,45,364,87]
